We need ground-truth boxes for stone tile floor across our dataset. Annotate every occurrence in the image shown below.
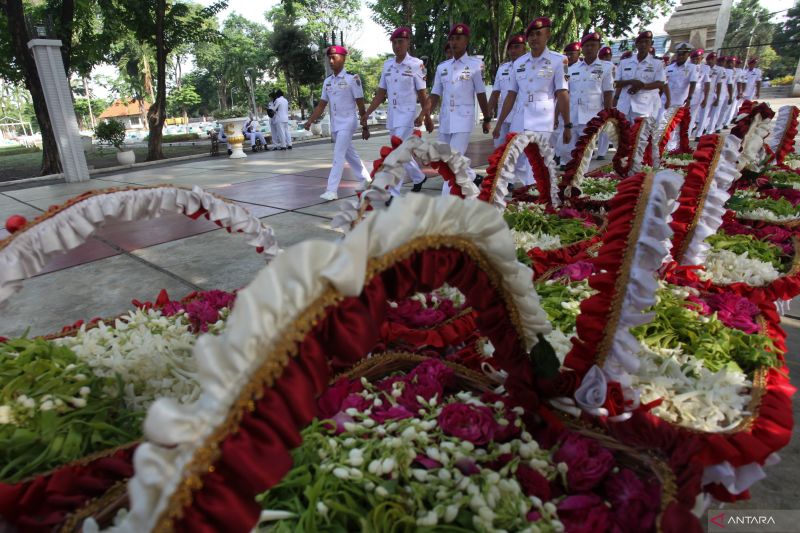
[1,99,799,512]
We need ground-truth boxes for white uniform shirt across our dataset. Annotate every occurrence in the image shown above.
[321,69,364,133]
[743,67,762,98]
[567,58,614,124]
[378,54,426,130]
[617,54,666,116]
[507,48,568,133]
[734,67,745,91]
[691,63,710,106]
[492,61,516,124]
[431,54,487,134]
[275,96,289,122]
[720,68,734,100]
[665,60,699,105]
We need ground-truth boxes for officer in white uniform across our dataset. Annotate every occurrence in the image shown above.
[488,34,527,148]
[428,23,492,192]
[696,52,721,136]
[304,45,372,201]
[687,48,709,139]
[564,32,614,161]
[266,93,281,149]
[492,16,571,186]
[597,45,614,158]
[665,42,698,109]
[274,90,292,149]
[725,57,745,124]
[555,41,582,166]
[363,26,429,193]
[711,56,735,132]
[615,31,666,121]
[743,57,762,100]
[614,50,634,117]
[242,114,267,147]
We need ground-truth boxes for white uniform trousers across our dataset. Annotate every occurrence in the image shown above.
[326,128,371,193]
[493,122,511,149]
[439,131,476,195]
[389,126,426,196]
[244,131,267,146]
[688,101,704,138]
[277,122,292,148]
[511,130,546,188]
[727,97,743,124]
[270,119,282,147]
[714,100,732,131]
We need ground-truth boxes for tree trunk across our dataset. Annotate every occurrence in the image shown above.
[57,0,75,76]
[402,0,411,25]
[146,0,166,161]
[83,76,96,129]
[1,0,61,175]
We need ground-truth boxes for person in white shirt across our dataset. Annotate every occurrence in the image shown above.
[614,50,634,117]
[492,16,571,185]
[363,26,429,193]
[687,49,710,139]
[303,45,372,201]
[665,42,698,109]
[274,90,292,150]
[597,45,614,158]
[242,114,267,148]
[266,93,282,149]
[555,41,582,167]
[724,57,745,125]
[697,52,722,136]
[712,56,735,132]
[614,31,667,121]
[564,32,614,162]
[488,33,527,149]
[743,57,762,100]
[428,23,492,192]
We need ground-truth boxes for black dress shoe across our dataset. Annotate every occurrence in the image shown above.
[596,155,605,161]
[287,145,292,150]
[411,176,428,192]
[473,174,485,187]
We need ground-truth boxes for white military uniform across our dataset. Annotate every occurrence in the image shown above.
[267,100,281,148]
[666,59,698,107]
[713,67,735,131]
[242,117,266,146]
[431,53,487,190]
[321,69,371,193]
[725,66,745,124]
[378,54,427,191]
[699,64,723,135]
[275,95,291,148]
[507,47,568,184]
[597,61,617,157]
[491,60,517,148]
[554,59,578,162]
[688,62,709,137]
[617,53,666,120]
[564,57,614,160]
[743,66,762,99]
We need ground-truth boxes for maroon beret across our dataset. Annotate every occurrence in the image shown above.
[564,42,582,53]
[636,30,653,43]
[621,50,633,59]
[690,48,705,58]
[706,52,717,60]
[448,23,470,38]
[581,32,601,46]
[599,46,612,58]
[748,57,758,64]
[525,17,551,36]
[390,27,411,41]
[327,45,348,56]
[507,34,526,47]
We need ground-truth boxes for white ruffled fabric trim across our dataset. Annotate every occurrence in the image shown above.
[494,132,560,209]
[767,106,797,156]
[739,113,773,172]
[630,117,657,174]
[96,194,552,533]
[0,186,279,306]
[654,107,682,162]
[680,134,744,265]
[703,454,781,496]
[332,136,479,230]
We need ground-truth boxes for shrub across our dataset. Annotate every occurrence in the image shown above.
[0,145,40,156]
[94,120,127,150]
[162,133,201,142]
[771,75,794,86]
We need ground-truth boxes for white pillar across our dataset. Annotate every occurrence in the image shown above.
[27,39,90,182]
[792,57,800,98]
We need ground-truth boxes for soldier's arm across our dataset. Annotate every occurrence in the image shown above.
[756,79,761,99]
[492,92,517,138]
[416,88,429,126]
[364,88,387,120]
[686,82,696,106]
[303,100,328,130]
[487,90,500,118]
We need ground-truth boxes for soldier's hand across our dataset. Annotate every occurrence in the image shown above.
[482,122,490,134]
[664,99,671,109]
[492,125,501,139]
[414,115,423,127]
[701,98,707,108]
[361,127,370,140]
[303,121,311,131]
[727,98,733,105]
[562,128,572,145]
[712,99,719,107]
[424,116,434,133]
[360,116,369,129]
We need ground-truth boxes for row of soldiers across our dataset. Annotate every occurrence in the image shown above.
[303,20,763,200]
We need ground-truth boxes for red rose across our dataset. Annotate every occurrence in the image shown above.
[553,433,615,491]
[371,404,414,424]
[536,370,582,398]
[603,382,627,416]
[398,374,444,410]
[603,469,661,532]
[409,359,455,388]
[438,403,496,445]
[318,378,363,418]
[340,392,372,412]
[557,494,612,533]
[516,464,552,501]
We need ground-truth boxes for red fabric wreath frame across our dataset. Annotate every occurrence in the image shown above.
[669,134,724,262]
[730,102,776,142]
[479,132,554,206]
[658,106,690,157]
[773,106,799,165]
[378,307,479,349]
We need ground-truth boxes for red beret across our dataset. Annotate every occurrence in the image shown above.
[690,48,704,58]
[731,56,738,63]
[748,57,758,64]
[662,55,671,63]
[525,17,551,36]
[448,23,470,38]
[621,50,633,59]
[390,27,411,41]
[564,42,581,53]
[599,46,612,58]
[706,52,717,60]
[580,32,601,46]
[507,34,526,47]
[636,30,653,43]
[327,45,348,56]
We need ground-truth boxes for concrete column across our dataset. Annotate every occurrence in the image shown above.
[793,57,800,98]
[27,39,90,182]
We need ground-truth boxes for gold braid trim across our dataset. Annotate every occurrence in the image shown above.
[490,134,519,201]
[154,235,528,532]
[60,480,129,533]
[595,171,655,367]
[673,138,725,262]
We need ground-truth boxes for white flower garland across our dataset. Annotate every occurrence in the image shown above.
[767,106,796,157]
[739,112,773,172]
[510,229,563,252]
[736,208,800,223]
[698,249,781,285]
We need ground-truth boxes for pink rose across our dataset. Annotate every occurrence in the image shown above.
[553,433,615,491]
[603,469,661,532]
[371,404,414,424]
[438,403,496,445]
[686,295,711,315]
[516,464,552,501]
[398,374,444,410]
[556,261,594,281]
[318,378,363,418]
[413,454,442,469]
[557,494,612,533]
[340,392,372,412]
[409,359,455,388]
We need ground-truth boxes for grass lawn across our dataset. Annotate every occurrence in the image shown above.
[0,143,212,182]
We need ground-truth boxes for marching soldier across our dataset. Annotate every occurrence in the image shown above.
[696,52,720,136]
[304,45,372,201]
[564,32,614,161]
[665,42,698,109]
[488,34,527,148]
[614,30,666,121]
[555,41,582,166]
[599,46,613,62]
[597,45,615,158]
[712,56,735,132]
[363,26,429,193]
[687,48,709,139]
[743,57,762,100]
[428,23,492,192]
[492,16,571,185]
[727,57,746,124]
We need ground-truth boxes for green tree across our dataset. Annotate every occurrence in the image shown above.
[280,0,362,45]
[722,0,776,61]
[167,83,201,121]
[771,1,799,78]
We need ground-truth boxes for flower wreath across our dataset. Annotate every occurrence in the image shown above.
[731,102,776,172]
[332,134,479,230]
[479,131,560,209]
[632,116,659,172]
[766,105,799,166]
[560,108,633,190]
[0,185,279,305]
[660,106,692,156]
